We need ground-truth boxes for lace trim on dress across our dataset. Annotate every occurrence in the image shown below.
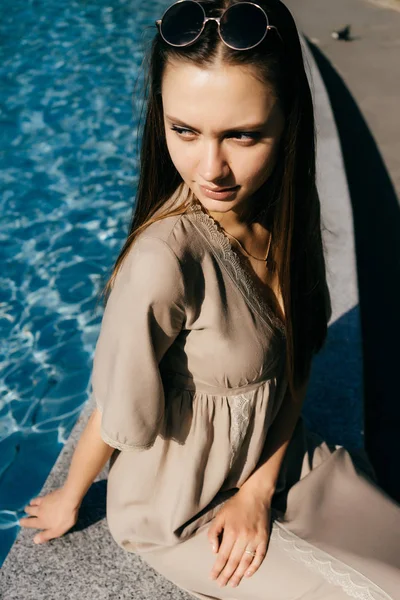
[271,521,394,600]
[228,393,254,468]
[188,202,286,337]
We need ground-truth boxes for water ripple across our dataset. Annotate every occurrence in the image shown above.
[0,0,167,565]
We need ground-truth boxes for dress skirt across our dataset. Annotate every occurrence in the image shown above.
[136,416,400,600]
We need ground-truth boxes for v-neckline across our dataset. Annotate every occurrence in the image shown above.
[187,201,286,337]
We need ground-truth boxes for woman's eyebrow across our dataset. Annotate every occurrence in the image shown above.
[165,114,267,133]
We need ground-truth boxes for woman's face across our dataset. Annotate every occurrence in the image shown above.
[161,59,286,222]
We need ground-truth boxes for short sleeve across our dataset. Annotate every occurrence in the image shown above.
[91,236,186,451]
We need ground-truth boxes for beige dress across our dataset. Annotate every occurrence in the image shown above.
[91,186,400,600]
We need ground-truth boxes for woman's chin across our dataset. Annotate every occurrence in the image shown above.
[194,187,248,214]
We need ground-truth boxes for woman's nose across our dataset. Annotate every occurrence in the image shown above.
[198,141,229,183]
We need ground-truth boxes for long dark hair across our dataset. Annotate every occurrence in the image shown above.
[99,0,331,400]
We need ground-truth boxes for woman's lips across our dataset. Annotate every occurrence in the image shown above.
[199,184,239,200]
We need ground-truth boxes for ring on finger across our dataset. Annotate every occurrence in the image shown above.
[227,549,257,586]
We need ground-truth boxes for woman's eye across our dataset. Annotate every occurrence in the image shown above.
[170,125,260,143]
[170,126,194,137]
[234,132,260,142]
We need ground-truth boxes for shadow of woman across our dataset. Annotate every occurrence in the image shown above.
[305,37,400,503]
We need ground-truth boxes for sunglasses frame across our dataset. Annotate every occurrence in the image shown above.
[155,0,284,50]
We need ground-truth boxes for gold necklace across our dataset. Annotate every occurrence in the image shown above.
[191,197,272,262]
[222,227,272,263]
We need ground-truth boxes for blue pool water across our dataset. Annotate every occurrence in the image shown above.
[0,0,168,566]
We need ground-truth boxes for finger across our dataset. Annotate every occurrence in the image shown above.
[209,535,237,584]
[243,544,267,578]
[33,530,55,544]
[229,542,268,587]
[22,505,39,517]
[207,519,223,554]
[19,517,41,529]
[214,540,252,587]
[29,497,42,506]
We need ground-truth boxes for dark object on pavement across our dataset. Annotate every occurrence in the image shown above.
[331,25,352,41]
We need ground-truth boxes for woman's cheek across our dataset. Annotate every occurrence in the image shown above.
[242,150,278,192]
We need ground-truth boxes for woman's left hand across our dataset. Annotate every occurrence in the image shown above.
[207,487,272,589]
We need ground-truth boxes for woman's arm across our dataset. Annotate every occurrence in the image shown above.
[238,375,310,502]
[61,407,115,508]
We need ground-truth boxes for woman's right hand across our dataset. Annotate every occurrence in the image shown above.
[19,487,81,544]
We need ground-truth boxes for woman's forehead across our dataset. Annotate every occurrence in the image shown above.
[162,61,277,125]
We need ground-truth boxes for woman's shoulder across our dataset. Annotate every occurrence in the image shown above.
[136,208,202,266]
[130,183,212,279]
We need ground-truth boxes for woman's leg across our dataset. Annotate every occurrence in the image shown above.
[137,514,392,600]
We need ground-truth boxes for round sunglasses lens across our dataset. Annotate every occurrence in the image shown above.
[220,3,268,49]
[160,1,204,46]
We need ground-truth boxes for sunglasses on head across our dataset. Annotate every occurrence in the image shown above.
[155,0,284,51]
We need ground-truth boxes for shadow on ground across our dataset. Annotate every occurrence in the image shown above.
[306,37,400,503]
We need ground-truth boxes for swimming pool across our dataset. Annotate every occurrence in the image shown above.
[0,0,166,566]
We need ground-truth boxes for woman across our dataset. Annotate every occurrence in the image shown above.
[19,1,400,598]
